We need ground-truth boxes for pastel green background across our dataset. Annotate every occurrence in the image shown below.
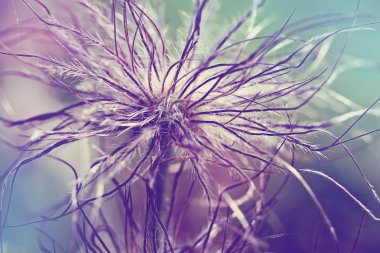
[165,0,380,106]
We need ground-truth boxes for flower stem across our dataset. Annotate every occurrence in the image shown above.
[152,137,171,250]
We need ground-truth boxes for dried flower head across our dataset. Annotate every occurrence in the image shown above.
[0,0,379,252]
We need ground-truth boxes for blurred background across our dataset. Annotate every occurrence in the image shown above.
[0,0,379,252]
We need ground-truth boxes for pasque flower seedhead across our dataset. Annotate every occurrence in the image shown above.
[0,0,379,252]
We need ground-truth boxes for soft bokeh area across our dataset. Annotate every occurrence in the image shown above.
[0,0,379,252]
